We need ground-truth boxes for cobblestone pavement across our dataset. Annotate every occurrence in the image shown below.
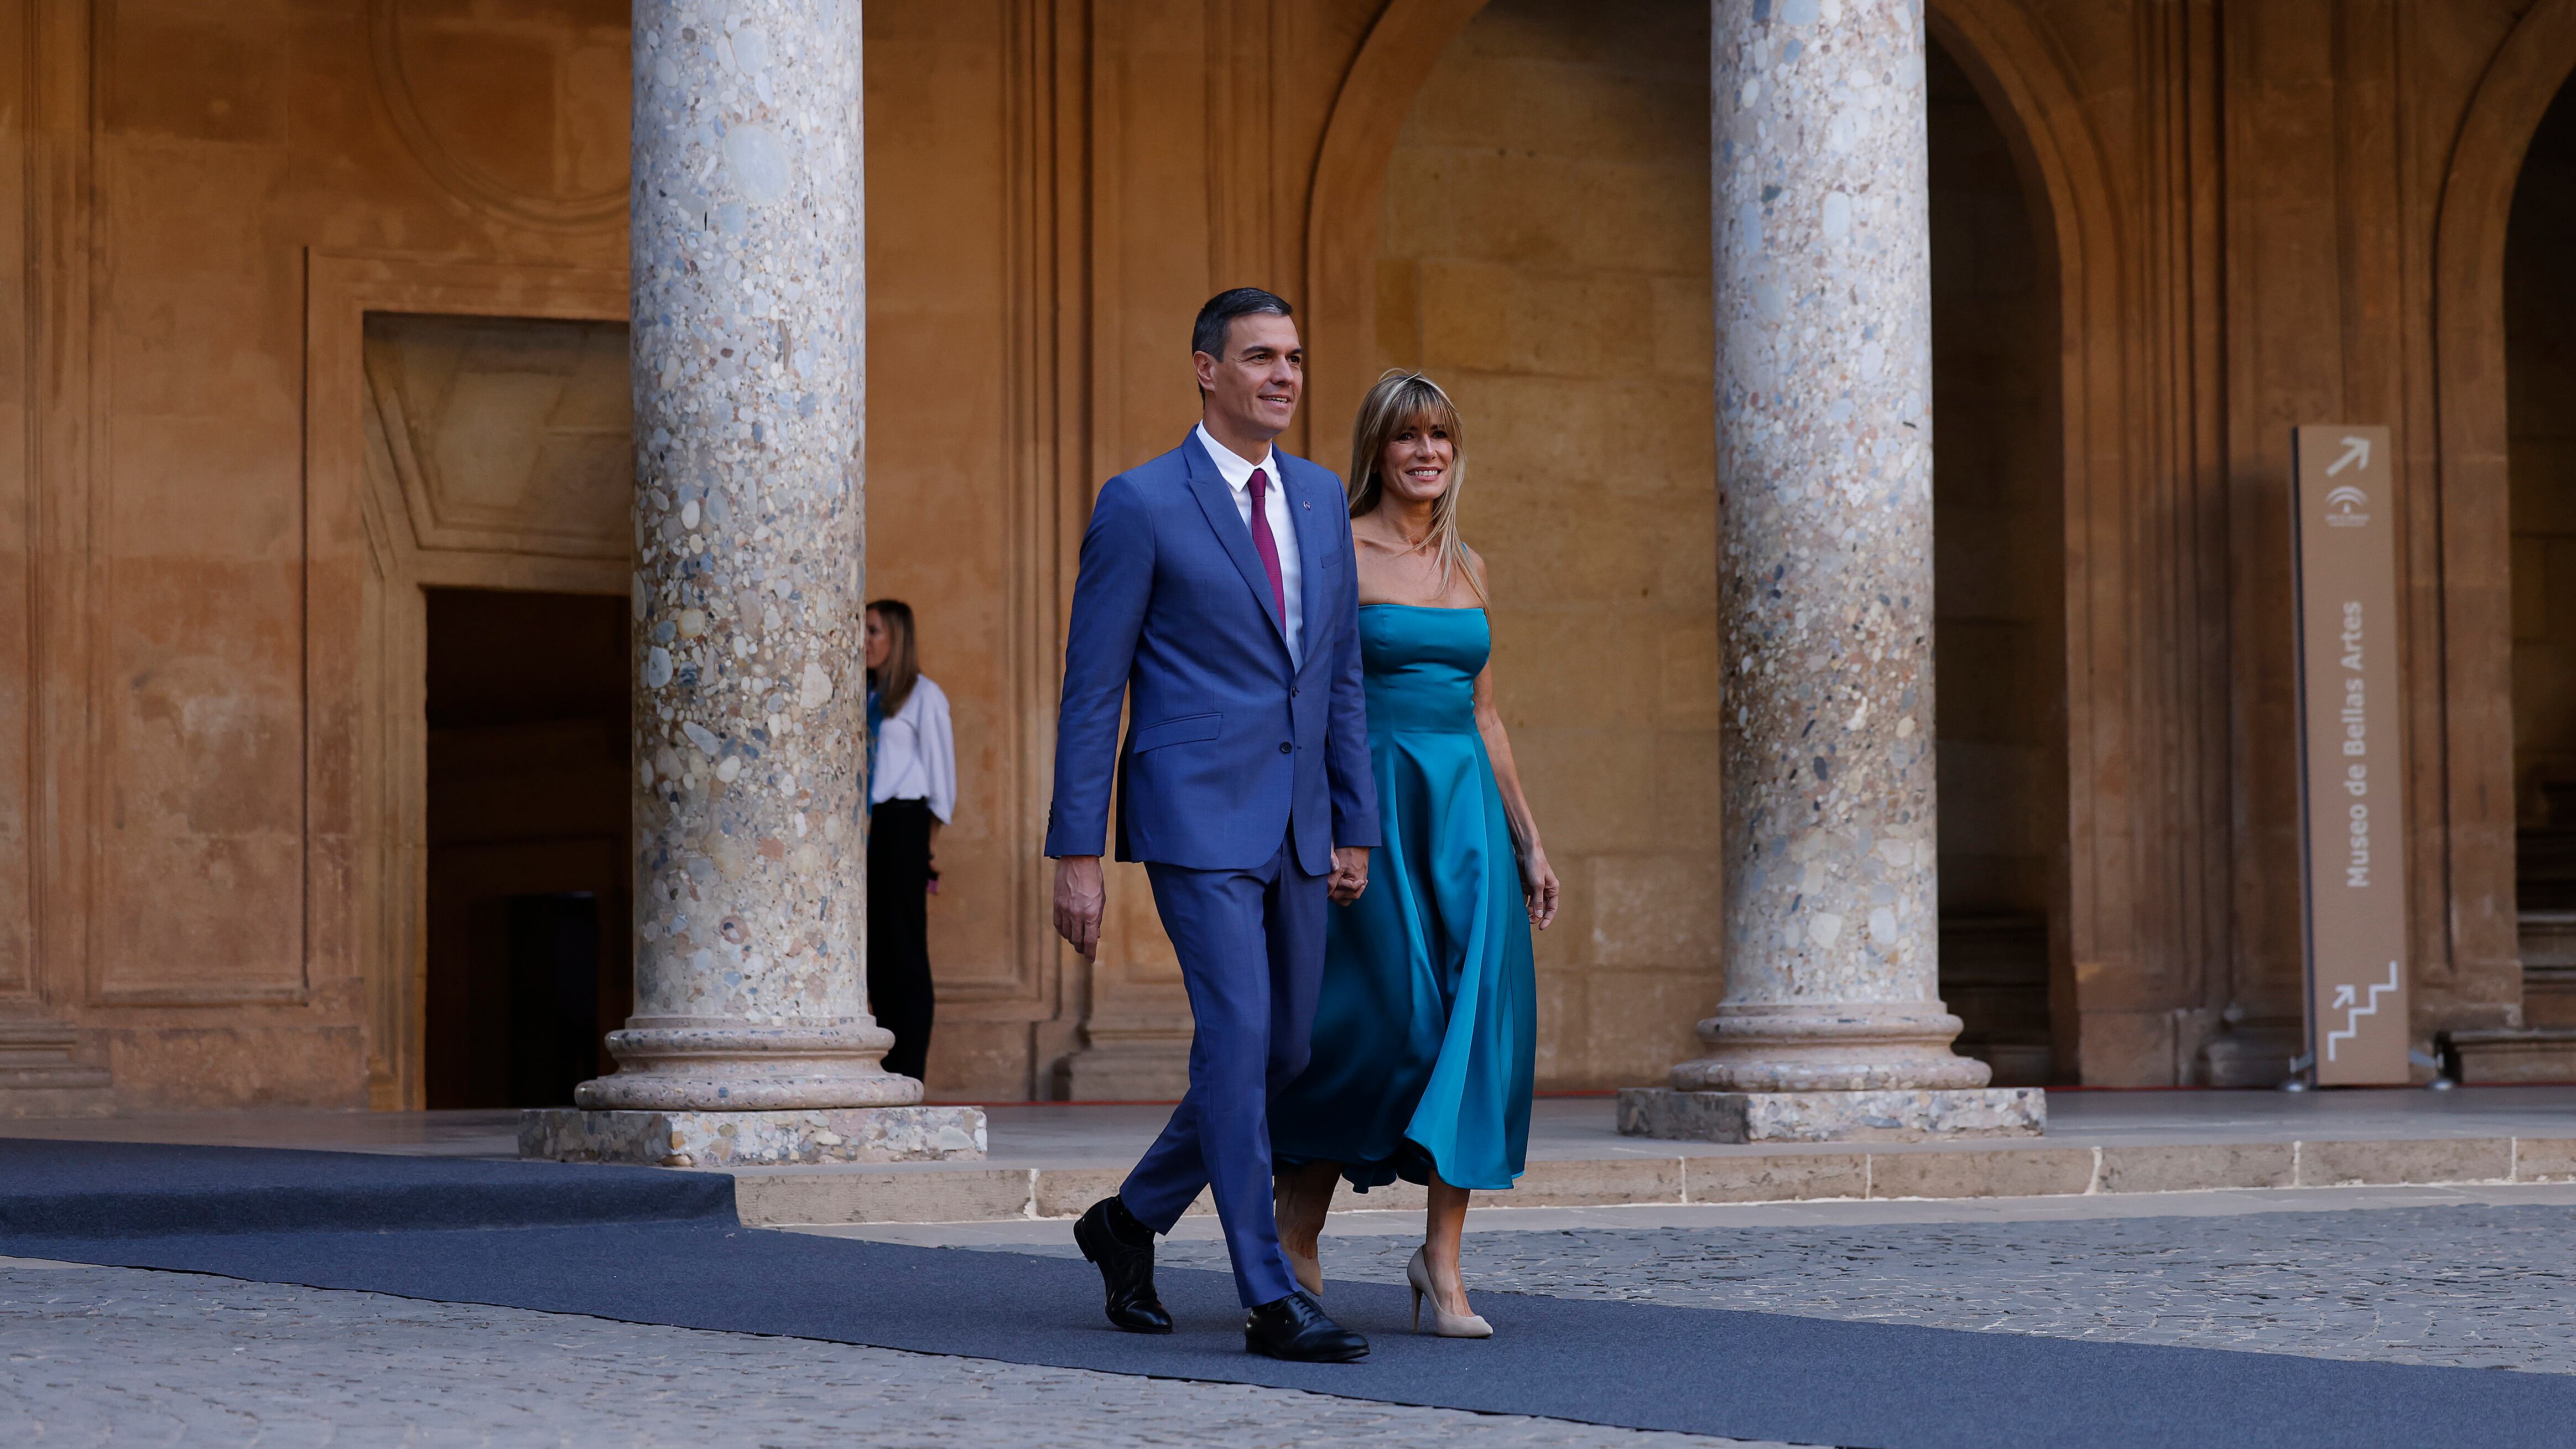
[0,1262,1786,1448]
[1105,1203,2576,1374]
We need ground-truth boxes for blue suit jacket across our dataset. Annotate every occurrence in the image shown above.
[1045,432,1379,874]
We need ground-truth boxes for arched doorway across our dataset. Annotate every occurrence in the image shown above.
[1354,0,2068,1087]
[1926,34,2068,1084]
[2506,76,2576,1035]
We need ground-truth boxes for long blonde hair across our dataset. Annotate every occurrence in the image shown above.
[866,598,920,717]
[1346,370,1483,603]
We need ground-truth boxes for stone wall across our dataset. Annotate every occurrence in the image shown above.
[6,0,2575,1110]
[0,0,1089,1109]
[1361,6,2062,1089]
[1370,0,1721,1088]
[858,2,1066,1098]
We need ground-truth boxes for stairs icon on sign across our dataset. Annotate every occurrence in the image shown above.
[2324,961,2401,1062]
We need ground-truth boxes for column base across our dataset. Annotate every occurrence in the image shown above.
[521,1106,987,1168]
[1616,1087,2045,1144]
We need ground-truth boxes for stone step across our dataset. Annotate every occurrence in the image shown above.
[722,1133,2576,1227]
[2449,1028,2576,1083]
[0,1020,113,1119]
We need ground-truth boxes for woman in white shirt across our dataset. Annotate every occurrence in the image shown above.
[864,599,955,1083]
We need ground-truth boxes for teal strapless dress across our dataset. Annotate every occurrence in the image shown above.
[1271,605,1536,1193]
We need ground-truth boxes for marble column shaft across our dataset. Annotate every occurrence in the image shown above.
[582,0,909,1113]
[1677,0,1985,1095]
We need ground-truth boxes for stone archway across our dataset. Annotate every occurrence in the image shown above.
[1301,0,1491,461]
[1923,30,2065,1083]
[2433,0,2576,1079]
[1300,0,2162,1082]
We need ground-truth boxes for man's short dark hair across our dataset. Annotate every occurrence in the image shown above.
[1193,287,1294,362]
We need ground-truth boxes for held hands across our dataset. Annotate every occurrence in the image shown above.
[1520,844,1560,931]
[1329,846,1371,905]
[1053,855,1107,960]
[1058,849,1369,954]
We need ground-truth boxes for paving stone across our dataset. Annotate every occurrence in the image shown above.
[2296,1138,2515,1187]
[1865,1146,2095,1199]
[1677,1151,1866,1203]
[1508,1158,1686,1207]
[2095,1142,2293,1193]
[733,1167,1033,1226]
[1115,1203,2576,1375]
[2516,1136,2576,1183]
[1033,1167,1219,1220]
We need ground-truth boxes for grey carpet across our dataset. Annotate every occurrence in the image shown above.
[2,1138,2565,1449]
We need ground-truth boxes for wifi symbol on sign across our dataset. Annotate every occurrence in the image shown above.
[2326,486,2367,511]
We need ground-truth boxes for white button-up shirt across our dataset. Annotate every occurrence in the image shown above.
[1194,422,1304,667]
[871,676,956,823]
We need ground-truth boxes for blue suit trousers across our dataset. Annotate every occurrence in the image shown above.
[1119,834,1325,1307]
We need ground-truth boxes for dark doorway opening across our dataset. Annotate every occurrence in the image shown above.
[2506,76,2576,1033]
[1927,36,2069,1085]
[423,587,632,1109]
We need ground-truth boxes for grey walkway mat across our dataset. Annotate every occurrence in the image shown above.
[3,1140,2567,1448]
[9,1219,2572,1447]
[0,1137,731,1236]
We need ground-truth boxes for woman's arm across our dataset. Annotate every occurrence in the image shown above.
[922,680,957,827]
[1465,553,1558,929]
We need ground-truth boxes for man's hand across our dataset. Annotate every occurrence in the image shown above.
[1054,856,1107,959]
[1328,846,1370,905]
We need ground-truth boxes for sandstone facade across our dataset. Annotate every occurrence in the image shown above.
[5,0,2576,1111]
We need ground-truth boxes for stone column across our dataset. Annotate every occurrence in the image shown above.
[1619,0,2039,1144]
[522,0,981,1168]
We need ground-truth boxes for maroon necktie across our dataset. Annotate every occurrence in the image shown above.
[1247,466,1287,625]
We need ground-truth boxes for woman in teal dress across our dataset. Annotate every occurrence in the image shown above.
[1269,370,1559,1338]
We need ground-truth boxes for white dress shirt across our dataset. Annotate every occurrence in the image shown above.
[1194,422,1304,667]
[871,676,956,824]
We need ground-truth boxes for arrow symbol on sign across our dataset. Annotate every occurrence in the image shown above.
[2327,435,2371,476]
[2333,985,2356,1007]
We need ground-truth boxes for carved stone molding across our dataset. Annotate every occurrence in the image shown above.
[367,0,629,233]
[308,252,629,1108]
[362,314,632,561]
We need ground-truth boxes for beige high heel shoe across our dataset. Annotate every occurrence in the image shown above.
[1406,1246,1492,1338]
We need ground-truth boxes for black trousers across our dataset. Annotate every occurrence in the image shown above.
[867,798,936,1082]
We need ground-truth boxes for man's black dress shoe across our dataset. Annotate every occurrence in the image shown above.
[1073,1196,1173,1334]
[1245,1291,1368,1362]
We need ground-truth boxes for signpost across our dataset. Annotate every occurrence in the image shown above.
[2289,425,2410,1086]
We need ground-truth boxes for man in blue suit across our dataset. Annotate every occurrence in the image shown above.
[1046,288,1378,1362]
